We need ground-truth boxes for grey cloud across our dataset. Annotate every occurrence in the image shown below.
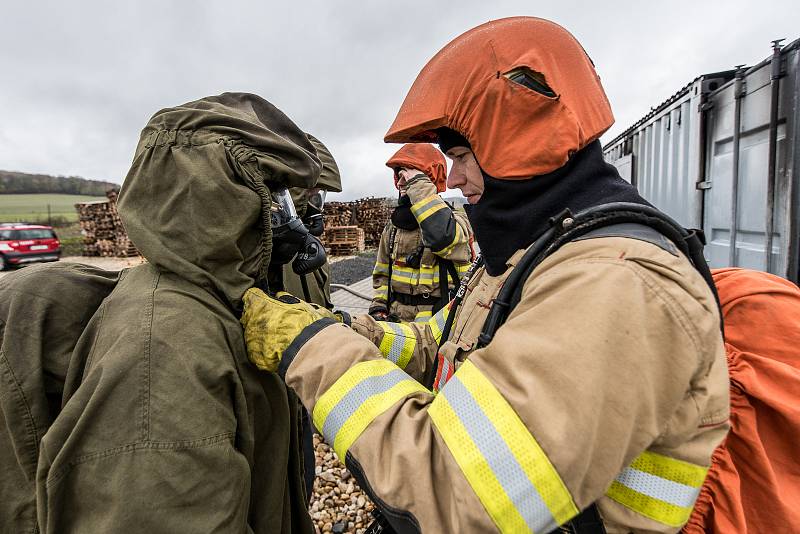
[1,1,798,199]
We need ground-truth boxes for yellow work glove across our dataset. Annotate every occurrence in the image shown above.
[241,288,335,372]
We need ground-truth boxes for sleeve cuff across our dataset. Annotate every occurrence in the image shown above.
[278,317,338,378]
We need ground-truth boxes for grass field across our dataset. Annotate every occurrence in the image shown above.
[0,193,105,224]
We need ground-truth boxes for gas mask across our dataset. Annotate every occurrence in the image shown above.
[302,187,326,237]
[269,187,327,274]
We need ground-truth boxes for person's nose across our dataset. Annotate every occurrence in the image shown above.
[446,165,465,190]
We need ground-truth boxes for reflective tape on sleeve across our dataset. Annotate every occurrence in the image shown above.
[373,262,390,277]
[377,321,416,369]
[433,223,463,256]
[429,361,578,533]
[313,359,428,459]
[374,285,389,300]
[427,304,449,344]
[411,195,447,223]
[606,450,708,527]
[456,261,472,275]
[414,310,432,322]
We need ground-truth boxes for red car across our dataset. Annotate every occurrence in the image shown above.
[0,223,61,271]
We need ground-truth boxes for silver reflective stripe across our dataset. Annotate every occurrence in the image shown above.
[321,369,408,443]
[615,467,702,509]
[435,356,451,391]
[442,376,558,533]
[384,323,408,365]
[412,197,441,218]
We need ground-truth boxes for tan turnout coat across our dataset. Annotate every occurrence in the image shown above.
[280,231,729,533]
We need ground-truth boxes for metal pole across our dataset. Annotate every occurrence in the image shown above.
[765,39,785,273]
[729,65,747,267]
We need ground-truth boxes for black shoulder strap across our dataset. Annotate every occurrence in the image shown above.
[477,202,722,349]
[386,225,398,306]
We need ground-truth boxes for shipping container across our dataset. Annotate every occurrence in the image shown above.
[604,38,800,283]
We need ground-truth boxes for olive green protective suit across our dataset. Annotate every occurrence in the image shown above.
[32,93,320,533]
[1,263,120,533]
[283,133,343,309]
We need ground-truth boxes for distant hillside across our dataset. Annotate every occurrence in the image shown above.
[0,170,119,196]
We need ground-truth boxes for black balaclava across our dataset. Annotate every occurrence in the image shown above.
[458,139,650,276]
[391,194,419,230]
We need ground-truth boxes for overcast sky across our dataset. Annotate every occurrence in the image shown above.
[1,0,798,200]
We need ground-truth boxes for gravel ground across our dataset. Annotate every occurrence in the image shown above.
[311,434,376,533]
[329,252,377,286]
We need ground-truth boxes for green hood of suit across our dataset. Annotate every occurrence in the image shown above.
[290,133,342,217]
[118,93,321,308]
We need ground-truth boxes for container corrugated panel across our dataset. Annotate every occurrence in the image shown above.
[603,78,712,229]
[703,42,799,279]
[604,39,800,282]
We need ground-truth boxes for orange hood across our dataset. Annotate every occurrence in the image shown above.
[386,143,448,193]
[385,17,614,179]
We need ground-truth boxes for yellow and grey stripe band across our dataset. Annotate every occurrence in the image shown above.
[377,321,416,369]
[606,450,707,526]
[375,285,389,300]
[313,359,428,459]
[373,262,390,277]
[427,305,449,344]
[414,310,433,322]
[429,361,578,533]
[411,195,447,223]
[433,224,463,256]
[391,264,438,286]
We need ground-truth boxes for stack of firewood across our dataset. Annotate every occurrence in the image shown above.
[322,197,392,252]
[352,197,392,247]
[324,226,366,256]
[75,191,139,257]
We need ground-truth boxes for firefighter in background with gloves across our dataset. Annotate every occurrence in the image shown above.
[283,133,343,309]
[240,18,729,534]
[23,93,319,533]
[370,143,474,323]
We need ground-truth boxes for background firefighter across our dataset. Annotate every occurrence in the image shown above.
[239,17,729,534]
[370,143,474,323]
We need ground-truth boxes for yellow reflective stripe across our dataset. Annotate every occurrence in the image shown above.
[430,394,531,532]
[429,361,578,532]
[373,262,390,277]
[391,264,437,286]
[433,223,463,256]
[313,359,427,459]
[377,321,416,369]
[411,195,444,220]
[456,262,471,274]
[375,285,388,300]
[414,310,432,323]
[415,202,447,223]
[606,451,707,527]
[427,305,449,344]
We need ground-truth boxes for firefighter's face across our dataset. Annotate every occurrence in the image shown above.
[445,147,483,204]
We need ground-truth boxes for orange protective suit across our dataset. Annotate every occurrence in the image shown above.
[684,268,800,533]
